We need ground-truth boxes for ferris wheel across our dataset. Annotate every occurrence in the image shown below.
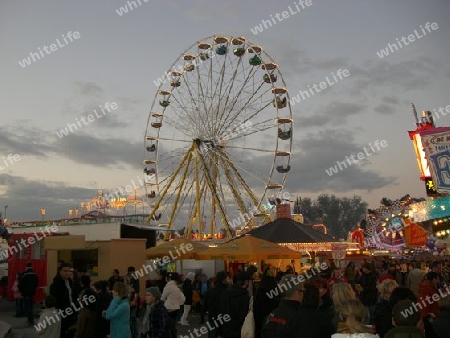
[143,35,293,238]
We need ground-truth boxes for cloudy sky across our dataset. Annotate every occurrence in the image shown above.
[1,0,449,222]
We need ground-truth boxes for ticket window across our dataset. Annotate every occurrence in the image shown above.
[59,249,99,276]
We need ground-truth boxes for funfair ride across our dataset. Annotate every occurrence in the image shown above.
[143,35,293,239]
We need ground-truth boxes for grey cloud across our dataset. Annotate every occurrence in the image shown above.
[286,130,396,192]
[74,81,103,96]
[297,102,366,129]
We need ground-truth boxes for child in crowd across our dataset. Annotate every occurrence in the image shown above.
[12,273,25,317]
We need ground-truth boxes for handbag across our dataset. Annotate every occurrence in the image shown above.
[241,296,255,338]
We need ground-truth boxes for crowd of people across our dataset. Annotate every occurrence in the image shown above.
[10,257,450,338]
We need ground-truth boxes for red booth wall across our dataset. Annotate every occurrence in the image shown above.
[6,233,47,302]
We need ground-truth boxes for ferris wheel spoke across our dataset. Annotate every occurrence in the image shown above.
[218,155,251,220]
[219,84,273,136]
[216,63,260,132]
[224,145,275,153]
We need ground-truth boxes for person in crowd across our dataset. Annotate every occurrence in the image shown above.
[246,265,258,297]
[331,281,357,330]
[156,270,167,293]
[261,274,303,338]
[373,279,398,338]
[253,275,279,338]
[219,271,251,338]
[80,274,91,290]
[35,295,61,338]
[345,262,356,286]
[108,269,124,292]
[19,262,39,326]
[205,271,230,338]
[290,259,296,274]
[105,281,131,338]
[127,266,140,293]
[75,288,97,338]
[407,261,426,298]
[298,284,335,338]
[418,272,440,338]
[50,263,76,338]
[395,262,409,287]
[384,300,425,338]
[196,273,211,324]
[128,283,140,338]
[332,298,378,338]
[378,264,396,283]
[315,278,333,320]
[359,263,378,324]
[140,287,170,338]
[70,269,82,303]
[92,280,112,338]
[12,272,25,317]
[431,294,450,338]
[431,262,443,288]
[161,272,185,338]
[389,286,417,309]
[180,271,195,325]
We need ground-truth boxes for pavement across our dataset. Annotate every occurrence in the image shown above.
[0,299,207,338]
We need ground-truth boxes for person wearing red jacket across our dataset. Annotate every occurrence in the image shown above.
[418,272,440,338]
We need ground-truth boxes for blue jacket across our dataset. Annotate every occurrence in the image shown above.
[105,296,131,338]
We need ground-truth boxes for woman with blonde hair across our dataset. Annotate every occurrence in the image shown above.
[331,282,357,329]
[373,279,398,338]
[332,298,379,338]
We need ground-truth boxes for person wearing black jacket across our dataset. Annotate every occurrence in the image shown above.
[219,271,250,338]
[261,274,303,338]
[50,263,75,338]
[359,263,378,324]
[373,279,399,338]
[297,284,335,338]
[253,275,279,338]
[180,272,195,325]
[18,262,38,325]
[205,271,229,338]
[93,280,112,338]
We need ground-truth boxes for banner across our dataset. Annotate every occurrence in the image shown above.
[403,219,427,247]
[331,243,347,260]
[420,127,450,194]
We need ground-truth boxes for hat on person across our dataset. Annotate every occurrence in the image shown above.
[146,287,161,299]
[186,272,196,281]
